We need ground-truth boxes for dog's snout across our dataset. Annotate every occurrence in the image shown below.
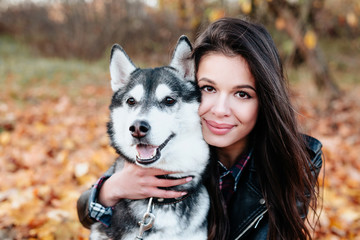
[129,120,150,138]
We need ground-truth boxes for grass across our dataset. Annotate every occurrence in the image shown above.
[0,36,110,103]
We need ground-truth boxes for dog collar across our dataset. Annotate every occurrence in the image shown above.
[153,193,191,205]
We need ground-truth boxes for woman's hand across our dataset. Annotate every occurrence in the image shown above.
[98,161,192,207]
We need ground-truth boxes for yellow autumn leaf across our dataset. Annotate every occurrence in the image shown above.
[208,9,225,22]
[56,150,69,164]
[77,174,97,186]
[0,131,11,145]
[239,0,252,14]
[304,30,317,50]
[35,121,47,133]
[92,149,114,172]
[275,17,286,31]
[346,12,358,27]
[63,138,76,150]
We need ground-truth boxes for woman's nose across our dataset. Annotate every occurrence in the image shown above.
[211,94,231,117]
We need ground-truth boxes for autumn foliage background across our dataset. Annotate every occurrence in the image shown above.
[0,0,359,239]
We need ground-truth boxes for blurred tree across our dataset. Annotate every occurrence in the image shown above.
[158,0,204,39]
[267,0,340,98]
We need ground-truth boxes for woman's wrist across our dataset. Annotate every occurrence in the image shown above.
[88,175,114,226]
[98,175,122,207]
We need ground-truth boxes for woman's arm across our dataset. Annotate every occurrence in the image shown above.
[76,160,192,228]
[77,189,94,229]
[98,161,191,206]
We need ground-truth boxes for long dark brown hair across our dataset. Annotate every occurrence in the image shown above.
[193,17,320,240]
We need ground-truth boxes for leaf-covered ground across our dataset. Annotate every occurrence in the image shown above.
[1,38,359,239]
[294,84,360,239]
[0,83,115,239]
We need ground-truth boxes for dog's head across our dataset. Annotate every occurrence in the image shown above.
[107,36,208,172]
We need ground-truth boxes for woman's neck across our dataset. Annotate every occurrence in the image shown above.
[216,139,248,169]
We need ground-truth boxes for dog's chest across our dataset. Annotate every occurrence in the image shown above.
[105,187,209,240]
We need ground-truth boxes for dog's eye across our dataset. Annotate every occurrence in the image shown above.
[126,97,136,106]
[163,97,176,106]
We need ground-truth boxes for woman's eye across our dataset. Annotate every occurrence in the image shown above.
[126,97,136,106]
[236,91,251,99]
[200,86,215,93]
[163,97,176,106]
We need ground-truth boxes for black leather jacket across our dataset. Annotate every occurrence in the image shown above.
[227,135,323,240]
[77,135,322,239]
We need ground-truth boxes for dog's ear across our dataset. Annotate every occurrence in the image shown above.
[109,44,137,92]
[170,35,195,81]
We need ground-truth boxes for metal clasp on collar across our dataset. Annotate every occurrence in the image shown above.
[135,197,155,240]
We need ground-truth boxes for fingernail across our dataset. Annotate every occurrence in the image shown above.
[182,192,187,196]
[186,177,193,182]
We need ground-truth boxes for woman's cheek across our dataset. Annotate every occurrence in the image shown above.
[239,101,259,124]
[198,94,212,116]
[198,93,218,117]
[198,102,205,116]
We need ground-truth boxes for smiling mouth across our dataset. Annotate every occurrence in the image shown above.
[135,133,175,165]
[204,119,234,135]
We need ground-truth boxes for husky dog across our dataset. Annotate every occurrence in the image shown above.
[90,36,210,240]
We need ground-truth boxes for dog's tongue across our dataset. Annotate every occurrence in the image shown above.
[136,144,157,159]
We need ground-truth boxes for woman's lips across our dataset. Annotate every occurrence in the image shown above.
[204,119,234,135]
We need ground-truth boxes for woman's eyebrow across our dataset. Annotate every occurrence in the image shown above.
[197,78,215,84]
[233,85,257,92]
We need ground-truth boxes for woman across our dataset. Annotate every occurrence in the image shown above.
[77,17,322,239]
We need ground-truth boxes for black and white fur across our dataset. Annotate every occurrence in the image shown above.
[90,36,210,240]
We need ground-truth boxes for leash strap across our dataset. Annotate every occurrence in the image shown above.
[135,197,155,240]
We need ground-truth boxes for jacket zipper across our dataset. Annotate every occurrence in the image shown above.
[234,209,268,240]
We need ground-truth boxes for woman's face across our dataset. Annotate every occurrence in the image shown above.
[197,53,259,152]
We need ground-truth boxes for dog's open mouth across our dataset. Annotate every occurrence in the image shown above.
[135,133,175,165]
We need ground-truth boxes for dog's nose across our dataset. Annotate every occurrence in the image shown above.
[129,120,150,138]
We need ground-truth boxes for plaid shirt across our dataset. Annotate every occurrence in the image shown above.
[88,174,113,227]
[218,148,252,206]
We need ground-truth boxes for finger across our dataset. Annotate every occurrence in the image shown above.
[154,176,192,188]
[149,188,187,199]
[145,168,181,176]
